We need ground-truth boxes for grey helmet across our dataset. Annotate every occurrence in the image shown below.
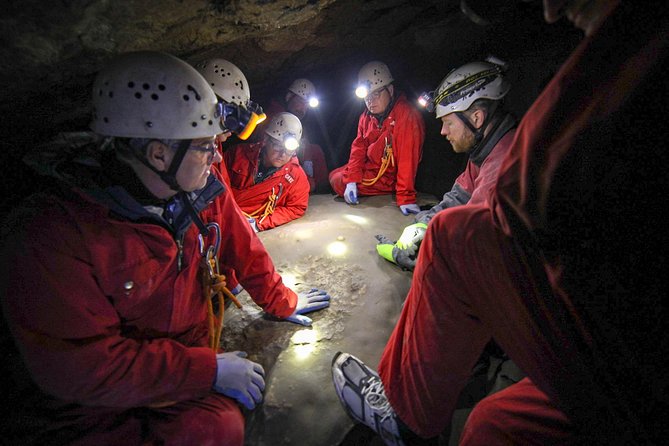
[91,51,219,139]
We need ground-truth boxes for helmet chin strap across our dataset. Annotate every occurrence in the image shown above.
[133,138,210,237]
[455,101,500,149]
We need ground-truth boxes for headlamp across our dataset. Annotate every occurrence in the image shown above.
[283,132,300,152]
[215,101,267,140]
[355,81,371,99]
[417,91,435,112]
[308,96,319,108]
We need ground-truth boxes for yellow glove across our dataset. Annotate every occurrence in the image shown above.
[396,223,427,249]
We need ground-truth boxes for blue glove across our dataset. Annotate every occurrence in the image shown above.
[344,182,359,205]
[230,284,244,295]
[248,217,259,232]
[399,203,421,215]
[285,288,331,326]
[303,160,314,177]
[213,351,265,410]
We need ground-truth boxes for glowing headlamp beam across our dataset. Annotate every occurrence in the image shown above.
[355,85,368,99]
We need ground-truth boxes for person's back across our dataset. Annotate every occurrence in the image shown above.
[489,3,669,440]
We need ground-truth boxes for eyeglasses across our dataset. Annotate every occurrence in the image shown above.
[189,139,218,163]
[268,140,298,157]
[364,87,387,103]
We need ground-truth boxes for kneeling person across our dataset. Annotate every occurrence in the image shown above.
[376,59,516,270]
[225,112,310,231]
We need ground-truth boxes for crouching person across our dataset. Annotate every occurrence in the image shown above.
[224,112,310,231]
[0,51,331,446]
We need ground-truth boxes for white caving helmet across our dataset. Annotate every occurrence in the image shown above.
[287,78,318,107]
[356,61,394,98]
[91,51,219,139]
[434,59,510,119]
[195,58,250,107]
[265,112,303,152]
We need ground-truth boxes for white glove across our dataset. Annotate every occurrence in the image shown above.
[399,203,421,215]
[285,288,331,326]
[213,351,265,410]
[344,182,359,205]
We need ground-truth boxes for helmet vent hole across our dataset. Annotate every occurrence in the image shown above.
[191,122,197,127]
[151,94,158,100]
[186,85,201,101]
[146,121,153,128]
[128,81,135,88]
[142,83,150,90]
[158,84,166,91]
[183,95,189,101]
[134,92,142,99]
[103,117,109,123]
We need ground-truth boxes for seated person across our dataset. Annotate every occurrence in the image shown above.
[264,78,330,193]
[376,59,517,270]
[224,112,309,231]
[329,61,425,215]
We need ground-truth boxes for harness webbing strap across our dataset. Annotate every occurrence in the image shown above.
[361,136,395,186]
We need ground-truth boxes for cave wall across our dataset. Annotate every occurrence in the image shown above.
[0,0,582,214]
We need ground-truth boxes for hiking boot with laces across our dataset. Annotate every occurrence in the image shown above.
[331,352,405,446]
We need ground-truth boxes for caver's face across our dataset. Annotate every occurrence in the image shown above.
[286,94,308,120]
[263,139,293,169]
[543,0,620,36]
[173,137,221,192]
[364,85,393,115]
[440,114,476,154]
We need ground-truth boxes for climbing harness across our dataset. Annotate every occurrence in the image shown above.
[199,222,242,351]
[242,183,283,225]
[361,135,394,186]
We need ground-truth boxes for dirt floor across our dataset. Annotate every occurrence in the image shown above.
[221,193,523,446]
[219,193,433,445]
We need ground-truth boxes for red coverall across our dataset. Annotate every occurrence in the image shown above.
[263,99,330,193]
[1,171,297,445]
[224,141,310,231]
[378,4,667,444]
[329,93,425,206]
